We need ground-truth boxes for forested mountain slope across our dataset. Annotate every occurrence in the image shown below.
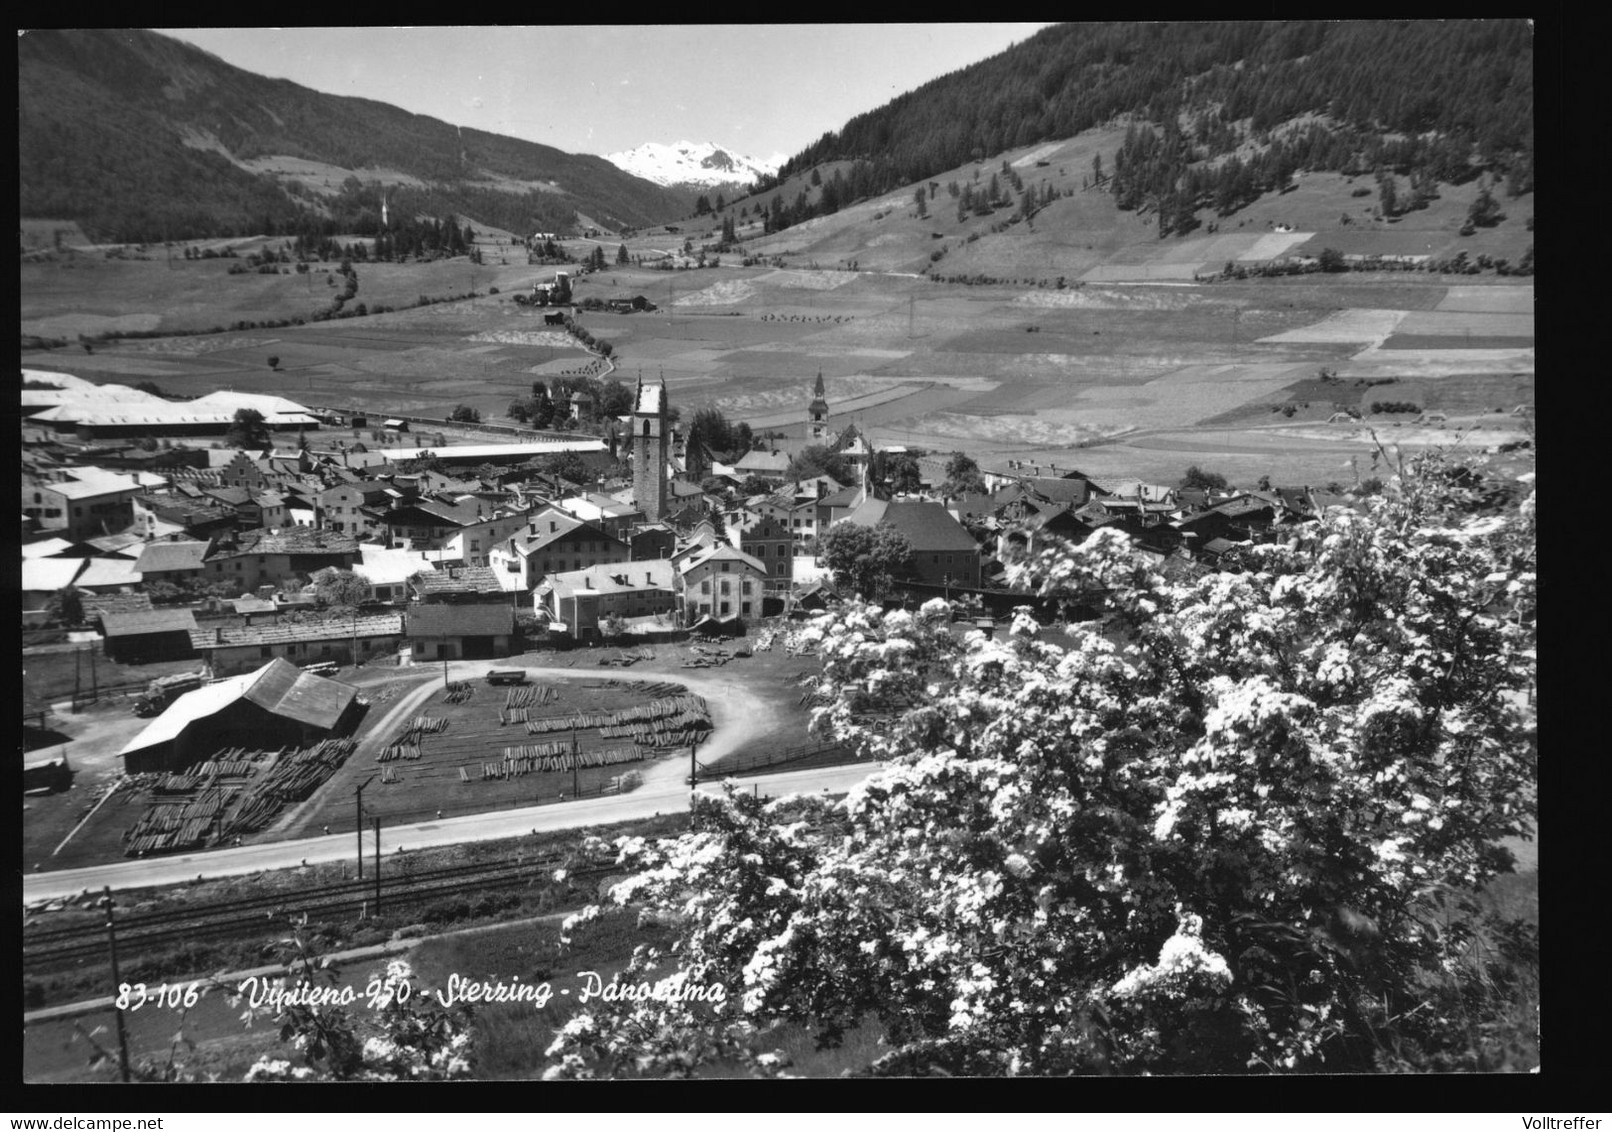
[758,21,1532,233]
[19,28,693,242]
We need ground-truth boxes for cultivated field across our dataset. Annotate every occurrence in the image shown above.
[21,134,1535,485]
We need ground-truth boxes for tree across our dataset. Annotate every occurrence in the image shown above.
[940,452,986,497]
[449,405,481,423]
[1181,465,1229,491]
[531,451,591,487]
[49,584,85,627]
[225,408,270,450]
[786,445,852,486]
[879,452,924,497]
[687,407,735,459]
[596,380,633,419]
[1468,185,1504,228]
[1377,173,1399,218]
[310,567,369,611]
[616,243,630,265]
[1317,247,1346,273]
[544,449,1537,1077]
[267,355,280,370]
[817,521,916,598]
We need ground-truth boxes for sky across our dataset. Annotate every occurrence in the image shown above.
[159,25,1055,163]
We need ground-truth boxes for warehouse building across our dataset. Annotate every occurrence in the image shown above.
[119,658,362,774]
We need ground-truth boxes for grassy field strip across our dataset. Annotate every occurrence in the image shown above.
[1151,361,1313,385]
[758,268,859,291]
[1013,287,1213,310]
[1348,345,1535,373]
[672,279,759,306]
[1257,307,1408,345]
[1395,310,1534,337]
[735,382,928,429]
[1050,374,1301,429]
[1236,231,1318,260]
[469,329,578,347]
[1011,141,1066,167]
[1081,263,1201,282]
[1436,284,1533,314]
[716,373,914,411]
[920,412,1113,447]
[1160,232,1270,264]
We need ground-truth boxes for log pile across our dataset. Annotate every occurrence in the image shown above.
[498,684,558,724]
[479,743,643,780]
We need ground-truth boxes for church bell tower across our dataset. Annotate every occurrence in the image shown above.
[632,373,669,521]
[808,371,831,443]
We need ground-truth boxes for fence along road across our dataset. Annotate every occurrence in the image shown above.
[21,761,883,905]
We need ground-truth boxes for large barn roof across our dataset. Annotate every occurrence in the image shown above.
[119,658,357,756]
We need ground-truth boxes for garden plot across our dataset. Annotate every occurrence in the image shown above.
[1257,308,1408,345]
[1435,285,1533,314]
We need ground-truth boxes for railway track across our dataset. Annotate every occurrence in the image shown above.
[22,852,617,975]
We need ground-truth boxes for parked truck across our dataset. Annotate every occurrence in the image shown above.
[133,670,207,717]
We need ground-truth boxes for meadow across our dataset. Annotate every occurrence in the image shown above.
[21,139,1534,487]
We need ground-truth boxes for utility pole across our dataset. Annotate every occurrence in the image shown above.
[373,817,382,914]
[354,774,375,880]
[88,644,98,705]
[571,724,580,800]
[101,887,132,1083]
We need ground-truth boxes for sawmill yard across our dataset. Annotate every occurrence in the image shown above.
[23,639,827,874]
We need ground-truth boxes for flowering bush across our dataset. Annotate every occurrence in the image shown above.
[541,451,1536,1075]
[229,953,474,1082]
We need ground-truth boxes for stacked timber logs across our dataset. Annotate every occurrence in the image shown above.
[498,684,558,724]
[479,744,643,780]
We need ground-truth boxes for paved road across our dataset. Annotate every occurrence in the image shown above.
[22,761,883,905]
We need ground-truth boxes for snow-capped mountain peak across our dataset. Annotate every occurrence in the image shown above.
[603,140,785,188]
